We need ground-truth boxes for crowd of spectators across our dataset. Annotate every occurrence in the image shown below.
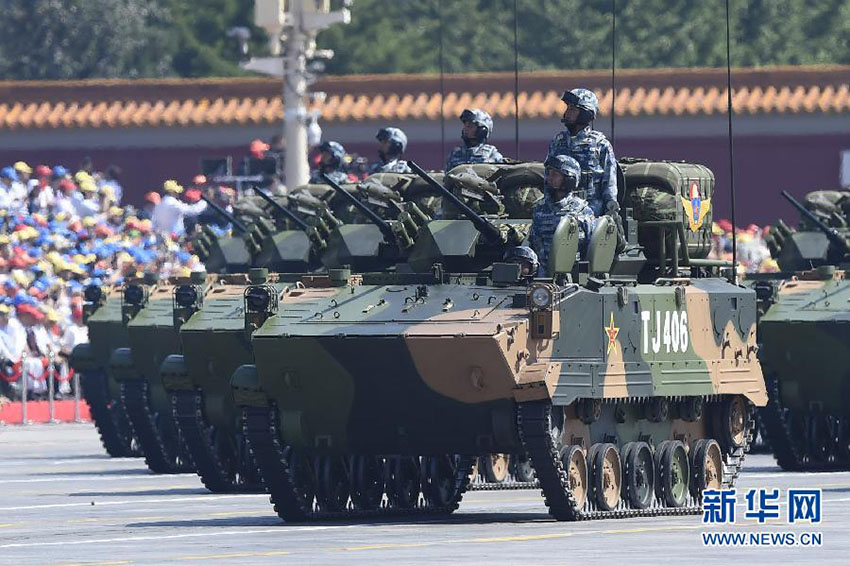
[709,219,776,274]
[0,160,209,402]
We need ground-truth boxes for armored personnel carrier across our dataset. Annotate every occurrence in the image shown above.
[162,178,432,491]
[69,198,260,461]
[109,273,197,473]
[234,159,765,521]
[70,283,141,457]
[754,191,850,470]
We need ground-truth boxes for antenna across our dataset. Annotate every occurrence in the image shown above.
[610,0,616,145]
[725,0,738,283]
[513,0,520,159]
[438,0,446,163]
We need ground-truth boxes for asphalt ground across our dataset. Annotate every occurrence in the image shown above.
[0,423,847,565]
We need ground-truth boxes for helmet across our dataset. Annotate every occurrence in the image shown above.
[376,127,408,156]
[544,154,582,182]
[561,88,599,123]
[319,141,346,168]
[13,161,31,174]
[503,246,539,274]
[0,166,18,181]
[34,165,51,178]
[52,165,69,179]
[460,108,494,142]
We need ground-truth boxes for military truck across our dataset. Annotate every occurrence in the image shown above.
[233,159,765,521]
[754,191,850,470]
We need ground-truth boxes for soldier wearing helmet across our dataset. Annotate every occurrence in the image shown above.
[446,108,505,171]
[503,246,539,280]
[529,154,596,276]
[310,141,349,185]
[370,127,411,174]
[547,88,618,217]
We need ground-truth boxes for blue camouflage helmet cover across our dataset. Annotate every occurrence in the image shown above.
[460,108,494,140]
[503,245,539,272]
[561,88,599,121]
[544,154,582,181]
[376,127,408,154]
[319,141,346,166]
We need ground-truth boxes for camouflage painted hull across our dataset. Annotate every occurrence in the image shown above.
[249,279,765,454]
[169,282,268,492]
[757,273,850,470]
[237,274,765,521]
[115,284,194,474]
[70,291,139,458]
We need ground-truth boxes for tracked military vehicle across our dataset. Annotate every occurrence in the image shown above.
[70,283,141,457]
[754,191,850,470]
[109,273,197,473]
[234,159,765,522]
[160,178,432,491]
[70,198,262,461]
[104,188,337,475]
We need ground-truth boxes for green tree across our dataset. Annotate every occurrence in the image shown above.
[0,0,267,80]
[0,0,173,80]
[1,0,848,80]
[160,0,268,78]
[318,0,850,74]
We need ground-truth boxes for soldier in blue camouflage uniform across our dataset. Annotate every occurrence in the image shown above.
[446,109,505,171]
[369,127,411,174]
[310,141,350,185]
[504,246,539,280]
[530,154,596,276]
[547,88,618,217]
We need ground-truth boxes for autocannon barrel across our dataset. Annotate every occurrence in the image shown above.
[200,195,248,234]
[407,161,503,244]
[781,190,850,256]
[252,187,311,232]
[321,173,397,244]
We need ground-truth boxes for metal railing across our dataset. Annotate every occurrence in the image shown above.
[5,352,85,426]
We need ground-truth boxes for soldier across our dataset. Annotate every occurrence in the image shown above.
[446,109,505,171]
[370,127,411,174]
[310,141,350,185]
[548,88,618,217]
[503,246,539,280]
[530,154,596,276]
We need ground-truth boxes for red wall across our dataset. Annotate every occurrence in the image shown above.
[2,131,847,226]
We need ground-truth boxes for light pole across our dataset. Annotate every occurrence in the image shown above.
[252,0,351,189]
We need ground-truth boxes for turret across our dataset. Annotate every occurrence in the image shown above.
[407,161,526,273]
[766,191,850,271]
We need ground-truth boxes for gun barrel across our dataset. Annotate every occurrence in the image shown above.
[253,187,311,232]
[321,174,396,243]
[781,190,850,256]
[407,161,502,244]
[200,195,247,234]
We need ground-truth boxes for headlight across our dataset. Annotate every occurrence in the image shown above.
[245,286,271,313]
[124,284,144,306]
[175,285,198,308]
[530,285,553,309]
[84,284,103,304]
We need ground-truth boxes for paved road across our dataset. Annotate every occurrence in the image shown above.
[0,423,846,565]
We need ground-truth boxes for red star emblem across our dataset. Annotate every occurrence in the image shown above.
[604,312,619,355]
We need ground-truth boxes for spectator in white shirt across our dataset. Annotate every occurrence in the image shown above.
[151,180,207,237]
